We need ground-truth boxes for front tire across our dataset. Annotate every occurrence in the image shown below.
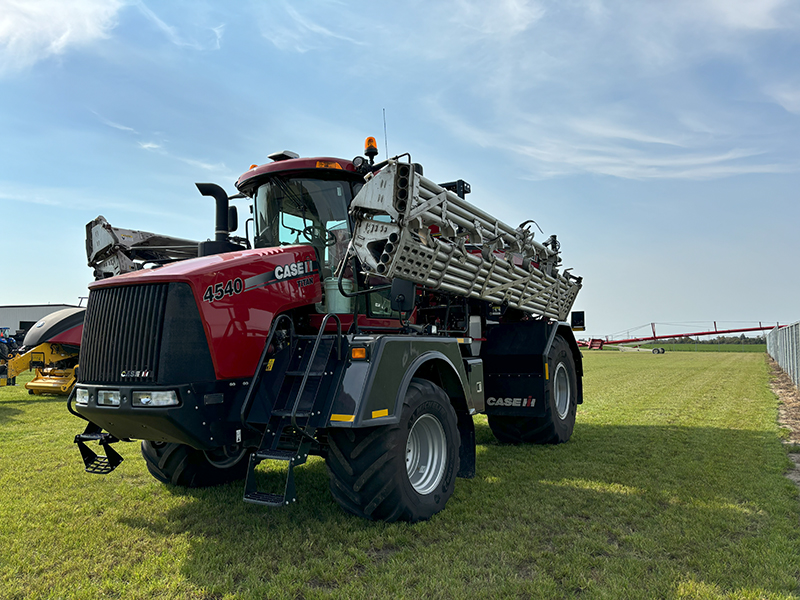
[141,441,250,487]
[488,334,578,444]
[325,378,460,522]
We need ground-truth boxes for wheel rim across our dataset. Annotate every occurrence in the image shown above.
[203,445,247,469]
[554,362,571,420]
[406,414,447,495]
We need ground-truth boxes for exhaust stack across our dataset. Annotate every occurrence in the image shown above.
[196,183,241,257]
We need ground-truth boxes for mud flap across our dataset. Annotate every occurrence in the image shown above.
[456,410,476,478]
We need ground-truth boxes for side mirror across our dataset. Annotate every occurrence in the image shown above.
[571,311,585,331]
[228,206,238,232]
[390,278,416,313]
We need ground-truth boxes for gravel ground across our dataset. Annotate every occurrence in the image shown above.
[769,356,800,487]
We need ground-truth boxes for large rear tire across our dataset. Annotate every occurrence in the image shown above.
[141,441,249,487]
[488,334,578,444]
[325,378,460,522]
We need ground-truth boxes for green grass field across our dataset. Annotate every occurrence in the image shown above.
[636,343,767,353]
[2,352,799,599]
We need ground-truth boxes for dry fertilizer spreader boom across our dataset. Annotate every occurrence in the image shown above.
[348,158,581,320]
[69,139,584,523]
[86,215,202,279]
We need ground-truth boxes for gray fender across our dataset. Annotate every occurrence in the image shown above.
[391,350,468,418]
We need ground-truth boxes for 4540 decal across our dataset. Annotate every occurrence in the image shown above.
[203,278,244,303]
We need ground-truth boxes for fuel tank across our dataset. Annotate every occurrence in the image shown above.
[81,245,322,382]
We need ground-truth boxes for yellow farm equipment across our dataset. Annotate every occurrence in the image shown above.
[0,307,84,396]
[0,343,79,394]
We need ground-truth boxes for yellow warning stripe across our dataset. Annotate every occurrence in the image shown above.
[545,363,549,380]
[330,414,355,422]
[371,409,389,419]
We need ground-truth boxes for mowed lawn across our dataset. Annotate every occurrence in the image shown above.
[1,352,799,599]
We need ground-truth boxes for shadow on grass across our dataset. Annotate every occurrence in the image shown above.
[118,421,800,598]
[0,395,67,405]
[0,403,23,423]
[0,395,67,424]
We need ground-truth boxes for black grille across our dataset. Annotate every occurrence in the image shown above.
[79,284,168,384]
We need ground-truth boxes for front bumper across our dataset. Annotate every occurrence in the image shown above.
[73,380,249,451]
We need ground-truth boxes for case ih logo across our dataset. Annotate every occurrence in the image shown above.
[486,396,535,407]
[121,370,150,378]
[203,260,320,303]
[274,260,314,280]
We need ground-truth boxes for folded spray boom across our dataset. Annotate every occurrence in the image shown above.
[349,158,582,321]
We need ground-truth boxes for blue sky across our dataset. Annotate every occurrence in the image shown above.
[1,0,799,339]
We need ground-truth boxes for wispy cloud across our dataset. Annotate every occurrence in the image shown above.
[0,179,190,220]
[430,97,793,180]
[0,0,123,75]
[92,110,138,133]
[134,1,222,51]
[765,83,800,115]
[137,140,232,176]
[449,0,545,37]
[259,1,366,52]
[211,25,225,50]
[699,0,792,30]
[568,119,686,148]
[388,0,800,181]
[135,1,195,48]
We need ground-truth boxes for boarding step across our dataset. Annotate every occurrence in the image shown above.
[243,491,288,507]
[243,450,303,507]
[74,430,123,475]
[253,448,304,462]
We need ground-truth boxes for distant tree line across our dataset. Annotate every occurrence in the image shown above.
[658,334,766,345]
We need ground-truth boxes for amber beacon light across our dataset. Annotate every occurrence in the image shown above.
[364,136,378,163]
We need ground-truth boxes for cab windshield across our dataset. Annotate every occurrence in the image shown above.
[254,176,356,276]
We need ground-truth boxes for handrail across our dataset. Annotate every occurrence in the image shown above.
[240,314,296,429]
[290,313,342,435]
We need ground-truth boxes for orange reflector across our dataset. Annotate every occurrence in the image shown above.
[316,160,342,169]
[371,409,389,419]
[545,363,549,380]
[351,347,367,360]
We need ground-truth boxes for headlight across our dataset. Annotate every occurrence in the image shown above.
[75,388,89,406]
[97,390,121,406]
[133,391,179,407]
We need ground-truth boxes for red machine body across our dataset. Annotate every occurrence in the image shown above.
[87,245,322,380]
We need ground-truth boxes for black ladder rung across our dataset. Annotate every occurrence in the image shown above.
[243,491,291,507]
[285,370,325,377]
[269,410,311,418]
[295,334,339,341]
[254,449,298,461]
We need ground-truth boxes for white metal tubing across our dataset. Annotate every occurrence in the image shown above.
[403,240,571,314]
[415,191,551,261]
[352,158,581,320]
[415,177,553,258]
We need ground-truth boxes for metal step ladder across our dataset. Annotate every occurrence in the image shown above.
[241,314,345,507]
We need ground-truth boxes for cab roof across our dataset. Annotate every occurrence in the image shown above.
[236,156,358,194]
